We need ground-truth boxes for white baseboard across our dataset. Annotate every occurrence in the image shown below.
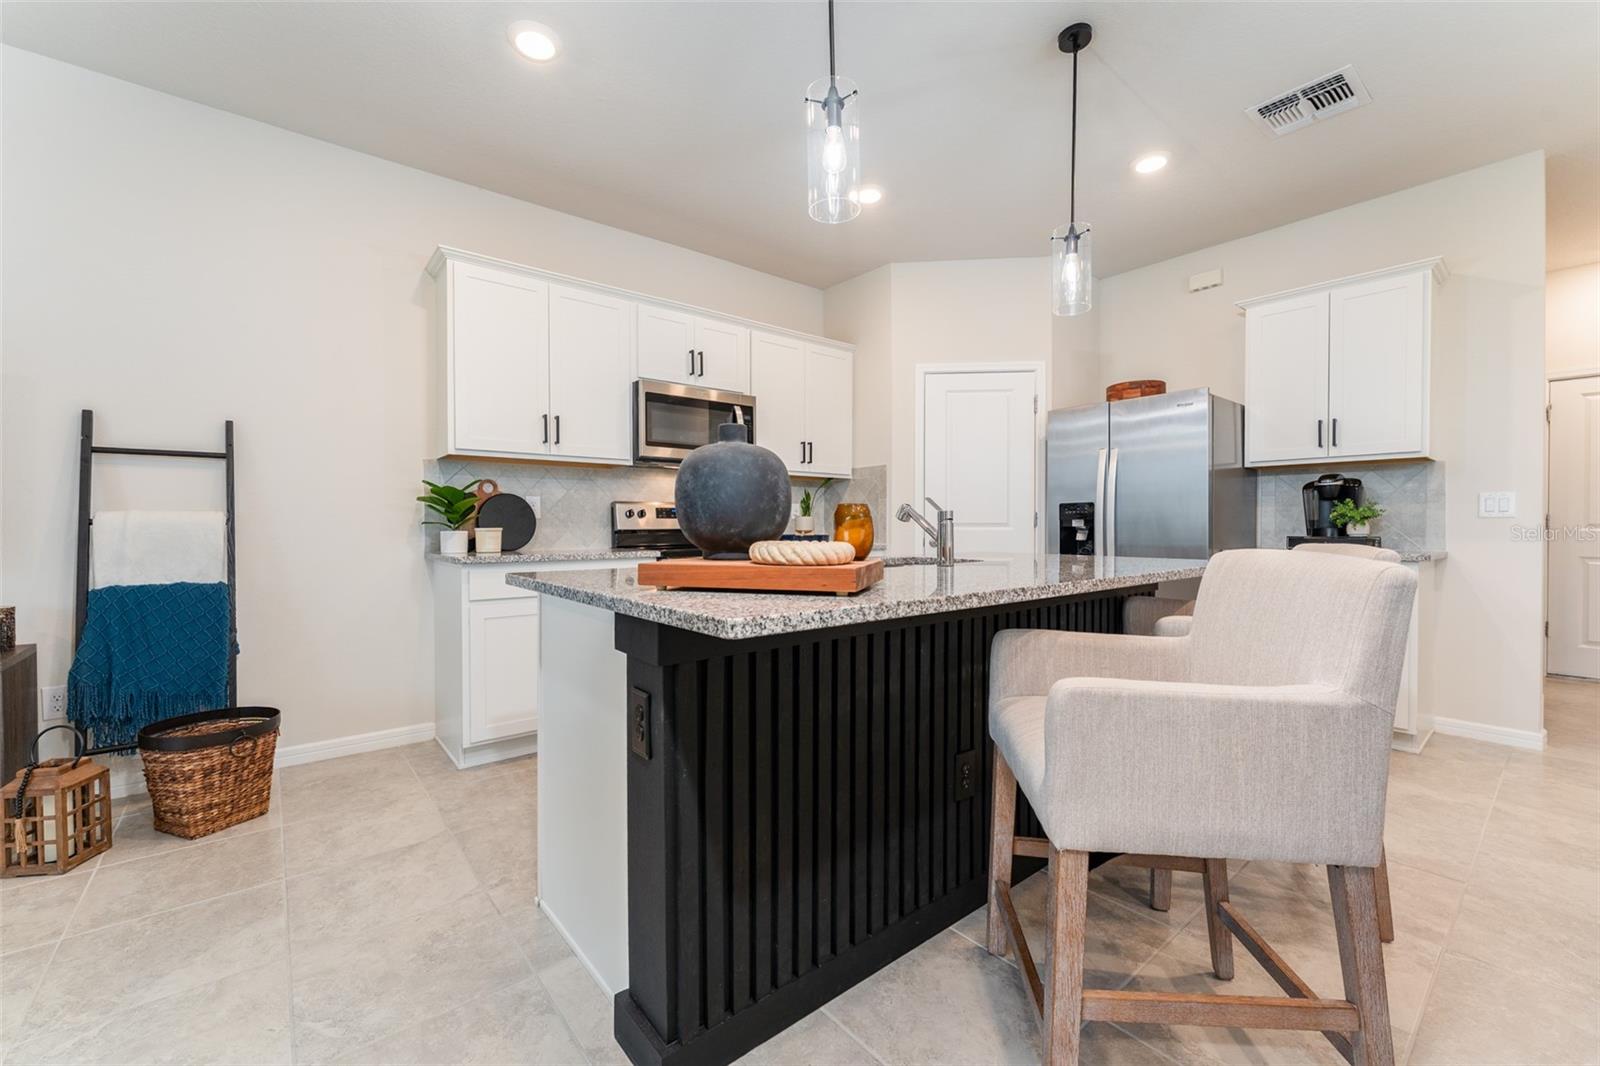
[1432,716,1547,751]
[274,722,436,768]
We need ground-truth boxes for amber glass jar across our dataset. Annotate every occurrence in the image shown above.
[832,503,875,560]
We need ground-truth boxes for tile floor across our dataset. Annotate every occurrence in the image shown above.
[2,678,1594,1065]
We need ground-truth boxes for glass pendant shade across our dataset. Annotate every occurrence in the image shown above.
[1051,221,1093,316]
[806,76,861,224]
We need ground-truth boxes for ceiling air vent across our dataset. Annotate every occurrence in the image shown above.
[1248,65,1372,137]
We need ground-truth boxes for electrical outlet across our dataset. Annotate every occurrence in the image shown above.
[953,750,977,801]
[41,685,67,722]
[628,687,651,760]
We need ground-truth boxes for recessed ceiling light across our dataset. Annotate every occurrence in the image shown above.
[856,185,884,205]
[508,21,559,62]
[1133,151,1170,175]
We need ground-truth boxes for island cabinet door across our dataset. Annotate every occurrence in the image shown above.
[467,598,540,744]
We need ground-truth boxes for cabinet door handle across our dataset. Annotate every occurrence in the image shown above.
[554,415,561,446]
[543,414,549,444]
[688,349,696,376]
[1331,417,1339,448]
[1317,418,1324,448]
[697,350,705,377]
[800,441,808,465]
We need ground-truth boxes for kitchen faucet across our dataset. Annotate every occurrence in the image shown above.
[896,498,957,566]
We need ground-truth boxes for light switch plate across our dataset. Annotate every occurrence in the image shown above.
[1478,491,1516,518]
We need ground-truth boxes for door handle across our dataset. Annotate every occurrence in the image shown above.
[1331,417,1339,448]
[554,415,561,446]
[688,349,695,376]
[1317,418,1324,448]
[1093,448,1108,560]
[697,350,705,377]
[1105,448,1120,559]
[543,414,549,445]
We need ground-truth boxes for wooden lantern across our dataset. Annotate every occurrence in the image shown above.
[2,758,113,877]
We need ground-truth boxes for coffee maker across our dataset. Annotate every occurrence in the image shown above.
[1301,473,1364,538]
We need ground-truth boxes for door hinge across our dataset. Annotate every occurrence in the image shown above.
[1545,621,1549,638]
[1034,395,1040,413]
[1034,510,1039,528]
[1546,403,1552,423]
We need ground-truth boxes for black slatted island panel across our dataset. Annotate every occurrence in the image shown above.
[612,586,1145,1066]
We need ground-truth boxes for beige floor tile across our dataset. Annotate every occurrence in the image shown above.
[1409,951,1600,1065]
[1494,752,1600,819]
[455,817,538,913]
[279,748,411,791]
[278,751,420,826]
[329,975,585,1066]
[0,874,88,955]
[1387,735,1510,801]
[282,791,446,878]
[21,881,287,1037]
[284,828,479,949]
[68,827,282,935]
[498,902,579,971]
[1,944,53,1055]
[539,952,631,1066]
[422,764,537,827]
[734,1009,879,1065]
[102,793,281,869]
[1380,781,1496,882]
[397,739,461,778]
[9,958,292,1065]
[290,891,530,1064]
[1445,876,1600,998]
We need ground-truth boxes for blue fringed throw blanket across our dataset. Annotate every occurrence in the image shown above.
[68,582,231,749]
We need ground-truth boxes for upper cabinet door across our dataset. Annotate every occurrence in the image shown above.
[1244,292,1329,466]
[803,344,854,477]
[450,263,550,455]
[636,303,698,385]
[694,317,751,394]
[751,331,809,472]
[1328,270,1428,459]
[548,284,634,462]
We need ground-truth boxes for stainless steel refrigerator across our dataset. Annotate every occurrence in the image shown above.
[1046,388,1256,559]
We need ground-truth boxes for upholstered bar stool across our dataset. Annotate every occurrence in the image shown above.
[986,549,1415,1066]
[1145,541,1402,939]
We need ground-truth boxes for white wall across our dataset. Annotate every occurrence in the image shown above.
[1,48,824,750]
[824,264,892,470]
[1546,262,1600,375]
[826,258,1052,553]
[1080,152,1549,740]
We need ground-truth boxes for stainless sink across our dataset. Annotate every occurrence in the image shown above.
[880,556,980,567]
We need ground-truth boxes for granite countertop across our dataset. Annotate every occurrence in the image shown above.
[509,554,1206,640]
[428,548,661,566]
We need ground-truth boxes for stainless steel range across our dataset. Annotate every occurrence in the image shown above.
[611,501,700,558]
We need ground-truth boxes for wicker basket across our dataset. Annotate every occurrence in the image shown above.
[137,708,279,839]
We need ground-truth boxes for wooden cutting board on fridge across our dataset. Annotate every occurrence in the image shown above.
[637,557,884,596]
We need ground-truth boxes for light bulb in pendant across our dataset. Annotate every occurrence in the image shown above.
[822,124,847,175]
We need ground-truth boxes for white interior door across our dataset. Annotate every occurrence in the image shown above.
[751,331,808,472]
[1329,271,1427,458]
[636,303,697,385]
[450,263,549,455]
[1548,375,1600,679]
[803,344,854,477]
[694,317,751,393]
[548,284,634,462]
[921,369,1039,554]
[1245,292,1329,465]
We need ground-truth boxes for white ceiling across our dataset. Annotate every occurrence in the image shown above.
[5,2,1597,287]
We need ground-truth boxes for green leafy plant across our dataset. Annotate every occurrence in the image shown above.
[1329,498,1384,528]
[798,478,834,518]
[418,479,484,530]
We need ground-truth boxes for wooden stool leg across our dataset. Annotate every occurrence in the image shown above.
[1045,848,1089,1066]
[1373,847,1395,944]
[1149,867,1172,912]
[1329,865,1395,1066]
[986,749,1017,957]
[1201,858,1234,980]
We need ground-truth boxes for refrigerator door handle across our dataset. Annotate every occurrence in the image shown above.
[1105,447,1120,559]
[1093,447,1109,559]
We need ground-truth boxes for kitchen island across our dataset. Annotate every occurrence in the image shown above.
[512,554,1206,1066]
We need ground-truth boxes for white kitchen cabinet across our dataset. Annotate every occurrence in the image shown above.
[1240,258,1442,468]
[549,284,634,463]
[446,261,551,456]
[1391,559,1437,753]
[751,331,854,478]
[637,303,751,393]
[431,557,645,768]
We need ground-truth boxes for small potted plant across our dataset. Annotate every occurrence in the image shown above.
[419,479,482,554]
[1330,498,1384,537]
[795,479,832,536]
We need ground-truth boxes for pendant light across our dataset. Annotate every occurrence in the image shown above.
[1052,22,1093,316]
[805,0,861,223]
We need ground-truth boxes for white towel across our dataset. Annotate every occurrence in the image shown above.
[91,511,227,589]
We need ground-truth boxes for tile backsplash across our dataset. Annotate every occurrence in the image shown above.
[1255,459,1445,554]
[423,459,891,552]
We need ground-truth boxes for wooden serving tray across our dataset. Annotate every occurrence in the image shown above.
[638,557,884,596]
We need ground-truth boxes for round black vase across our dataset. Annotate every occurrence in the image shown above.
[674,422,791,558]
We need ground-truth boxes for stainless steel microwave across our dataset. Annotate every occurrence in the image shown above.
[633,379,758,464]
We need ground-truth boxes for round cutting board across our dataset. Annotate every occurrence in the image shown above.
[476,493,537,552]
